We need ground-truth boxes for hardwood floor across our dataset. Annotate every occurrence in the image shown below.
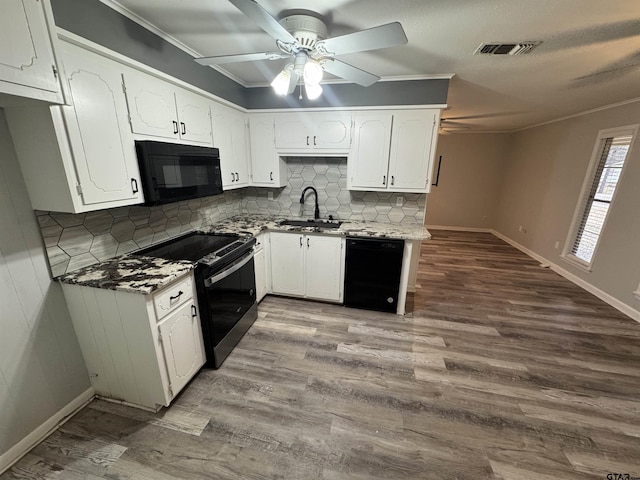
[4,230,640,479]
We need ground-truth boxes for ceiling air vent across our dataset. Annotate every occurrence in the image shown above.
[475,42,541,56]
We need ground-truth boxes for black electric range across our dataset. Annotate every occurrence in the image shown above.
[134,231,258,369]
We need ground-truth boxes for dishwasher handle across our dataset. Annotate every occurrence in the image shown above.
[204,250,254,287]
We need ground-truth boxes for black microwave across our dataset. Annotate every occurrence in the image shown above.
[135,141,223,206]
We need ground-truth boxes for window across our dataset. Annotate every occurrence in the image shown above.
[565,125,637,268]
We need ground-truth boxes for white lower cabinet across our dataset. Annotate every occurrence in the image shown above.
[269,232,345,302]
[254,233,269,302]
[62,272,205,411]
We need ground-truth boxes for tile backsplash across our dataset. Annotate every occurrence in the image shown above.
[38,191,243,277]
[38,157,426,277]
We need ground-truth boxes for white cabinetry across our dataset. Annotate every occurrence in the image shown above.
[269,232,344,302]
[0,0,63,104]
[211,102,250,189]
[5,41,143,213]
[62,272,205,411]
[254,233,269,302]
[348,109,439,193]
[123,71,212,145]
[274,112,352,154]
[249,114,287,187]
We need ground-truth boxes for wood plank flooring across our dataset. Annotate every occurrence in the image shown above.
[4,230,640,479]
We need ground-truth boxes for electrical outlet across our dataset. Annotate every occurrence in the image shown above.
[554,241,560,249]
[396,196,403,207]
[518,225,523,232]
[267,192,273,200]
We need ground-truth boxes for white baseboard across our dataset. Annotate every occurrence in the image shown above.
[426,224,493,233]
[0,387,95,474]
[491,230,640,324]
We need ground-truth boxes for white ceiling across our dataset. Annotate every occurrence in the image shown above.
[104,0,640,131]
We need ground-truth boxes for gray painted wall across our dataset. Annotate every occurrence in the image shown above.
[0,110,90,460]
[50,0,247,106]
[50,0,449,109]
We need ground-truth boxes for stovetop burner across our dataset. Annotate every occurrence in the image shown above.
[134,232,247,264]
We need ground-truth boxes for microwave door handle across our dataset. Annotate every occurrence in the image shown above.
[204,250,255,287]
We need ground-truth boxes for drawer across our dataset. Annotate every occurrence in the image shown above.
[153,274,193,320]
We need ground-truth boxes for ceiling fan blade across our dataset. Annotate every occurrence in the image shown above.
[229,0,297,44]
[195,51,288,66]
[316,22,407,56]
[321,58,380,87]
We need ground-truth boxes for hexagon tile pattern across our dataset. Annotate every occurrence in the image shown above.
[242,157,426,224]
[38,158,426,277]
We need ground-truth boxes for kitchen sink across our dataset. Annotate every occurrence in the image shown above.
[279,219,343,229]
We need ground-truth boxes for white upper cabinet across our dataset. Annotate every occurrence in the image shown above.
[249,114,287,187]
[348,109,440,193]
[0,0,63,104]
[348,113,393,190]
[123,71,212,145]
[5,41,143,213]
[274,112,352,154]
[211,102,250,189]
[388,110,439,192]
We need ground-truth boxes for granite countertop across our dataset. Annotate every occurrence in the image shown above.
[56,256,195,295]
[205,214,431,241]
[56,214,430,294]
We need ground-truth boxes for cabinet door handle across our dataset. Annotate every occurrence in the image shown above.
[172,120,179,134]
[306,135,310,146]
[307,238,310,248]
[231,173,235,182]
[191,305,197,318]
[131,178,139,194]
[180,122,186,135]
[270,171,273,181]
[235,172,239,181]
[391,175,395,186]
[169,290,183,301]
[383,175,386,185]
[299,236,303,247]
[313,135,317,145]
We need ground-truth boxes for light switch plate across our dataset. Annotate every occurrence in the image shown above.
[396,196,403,207]
[268,192,273,200]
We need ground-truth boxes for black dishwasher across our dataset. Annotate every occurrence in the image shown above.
[344,237,404,313]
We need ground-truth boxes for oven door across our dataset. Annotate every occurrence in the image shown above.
[198,249,257,368]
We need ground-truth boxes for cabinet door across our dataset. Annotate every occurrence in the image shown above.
[347,113,392,190]
[312,113,352,151]
[388,110,438,193]
[274,114,312,150]
[60,43,142,206]
[175,88,212,145]
[254,245,267,302]
[305,235,344,302]
[250,115,286,186]
[158,301,205,400]
[211,103,235,188]
[270,232,305,296]
[230,110,250,187]
[0,0,60,97]
[124,71,179,140]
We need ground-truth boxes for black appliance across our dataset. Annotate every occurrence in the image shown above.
[135,232,257,368]
[135,140,223,205]
[344,237,404,313]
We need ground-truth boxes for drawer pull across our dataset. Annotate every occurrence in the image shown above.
[169,290,184,302]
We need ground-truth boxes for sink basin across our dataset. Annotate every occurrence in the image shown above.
[279,219,343,229]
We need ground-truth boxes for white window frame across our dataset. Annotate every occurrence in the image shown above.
[562,124,638,271]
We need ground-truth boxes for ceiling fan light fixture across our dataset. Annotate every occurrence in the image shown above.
[303,60,323,86]
[305,83,323,100]
[271,67,291,95]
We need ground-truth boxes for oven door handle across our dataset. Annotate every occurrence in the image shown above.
[204,250,254,287]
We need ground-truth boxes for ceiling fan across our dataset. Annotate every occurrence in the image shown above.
[195,0,408,99]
